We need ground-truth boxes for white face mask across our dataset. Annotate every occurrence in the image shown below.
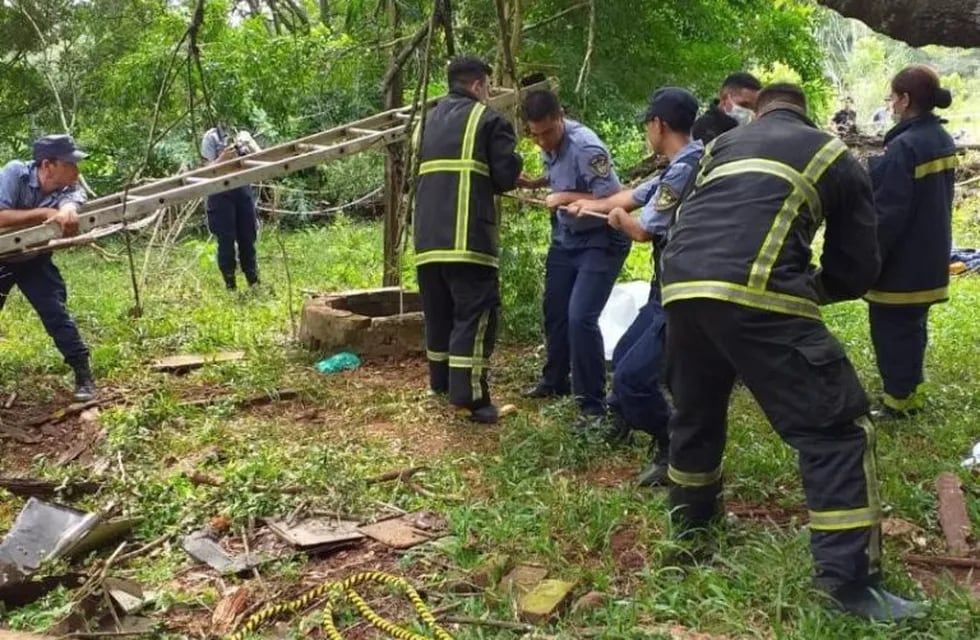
[727,103,754,126]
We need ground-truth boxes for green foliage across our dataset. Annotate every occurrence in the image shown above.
[0,0,828,200]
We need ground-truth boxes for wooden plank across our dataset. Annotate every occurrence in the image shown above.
[0,82,549,257]
[150,350,246,373]
[935,472,972,556]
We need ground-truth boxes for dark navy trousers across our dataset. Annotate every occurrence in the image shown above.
[540,242,628,415]
[607,296,671,445]
[206,187,258,285]
[0,254,89,370]
[868,303,930,400]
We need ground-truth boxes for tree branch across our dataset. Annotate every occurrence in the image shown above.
[522,1,588,34]
[381,20,432,92]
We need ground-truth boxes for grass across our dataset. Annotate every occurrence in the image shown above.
[0,204,979,639]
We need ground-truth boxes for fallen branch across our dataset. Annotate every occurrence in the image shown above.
[114,533,171,565]
[406,481,465,502]
[181,389,299,409]
[365,466,428,485]
[0,477,101,499]
[440,616,536,633]
[5,391,17,408]
[60,632,150,639]
[186,472,304,494]
[905,554,980,570]
[26,395,121,429]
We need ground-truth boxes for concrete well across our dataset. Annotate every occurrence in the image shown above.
[299,287,424,358]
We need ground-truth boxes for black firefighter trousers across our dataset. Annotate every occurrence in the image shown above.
[665,299,882,592]
[417,262,499,410]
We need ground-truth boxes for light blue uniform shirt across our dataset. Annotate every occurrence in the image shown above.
[543,119,622,249]
[632,140,704,236]
[0,160,86,211]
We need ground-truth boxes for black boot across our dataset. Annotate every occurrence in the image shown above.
[468,404,500,424]
[71,361,96,403]
[223,273,237,291]
[522,383,569,399]
[636,439,669,487]
[827,583,928,622]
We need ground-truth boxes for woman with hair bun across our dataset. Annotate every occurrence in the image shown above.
[867,65,957,418]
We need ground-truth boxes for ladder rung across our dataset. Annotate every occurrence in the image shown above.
[296,143,330,153]
[394,113,411,120]
[243,160,272,168]
[184,176,212,183]
[349,127,382,136]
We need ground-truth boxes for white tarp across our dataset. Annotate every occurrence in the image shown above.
[598,280,651,361]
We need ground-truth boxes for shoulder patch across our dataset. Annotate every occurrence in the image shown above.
[588,153,611,178]
[654,184,679,211]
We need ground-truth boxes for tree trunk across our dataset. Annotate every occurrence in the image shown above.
[382,0,404,287]
[319,0,329,25]
[817,0,980,47]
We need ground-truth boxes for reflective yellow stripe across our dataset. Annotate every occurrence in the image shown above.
[662,280,821,320]
[914,154,958,179]
[470,310,491,402]
[692,138,717,189]
[864,286,949,305]
[882,391,924,412]
[668,465,722,487]
[701,159,819,217]
[448,355,490,368]
[747,139,845,289]
[415,249,499,268]
[455,103,487,252]
[858,415,881,574]
[426,350,449,362]
[418,159,490,176]
[808,507,881,531]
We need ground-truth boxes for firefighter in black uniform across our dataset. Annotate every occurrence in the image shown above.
[660,84,924,621]
[866,65,956,417]
[413,56,523,424]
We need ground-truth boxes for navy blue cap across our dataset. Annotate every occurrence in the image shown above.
[643,87,699,132]
[32,134,88,164]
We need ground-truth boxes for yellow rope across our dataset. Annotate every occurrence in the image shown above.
[226,570,454,640]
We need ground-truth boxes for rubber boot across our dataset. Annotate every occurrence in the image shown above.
[828,583,928,622]
[637,438,669,487]
[71,360,96,403]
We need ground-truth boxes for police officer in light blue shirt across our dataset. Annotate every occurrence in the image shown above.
[201,124,259,290]
[0,134,94,401]
[518,89,629,429]
[569,87,702,484]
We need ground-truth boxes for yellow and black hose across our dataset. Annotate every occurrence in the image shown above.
[226,570,454,640]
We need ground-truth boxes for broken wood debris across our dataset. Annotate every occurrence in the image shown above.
[0,477,101,499]
[266,517,365,550]
[150,350,245,373]
[211,585,252,636]
[935,472,973,556]
[357,512,447,549]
